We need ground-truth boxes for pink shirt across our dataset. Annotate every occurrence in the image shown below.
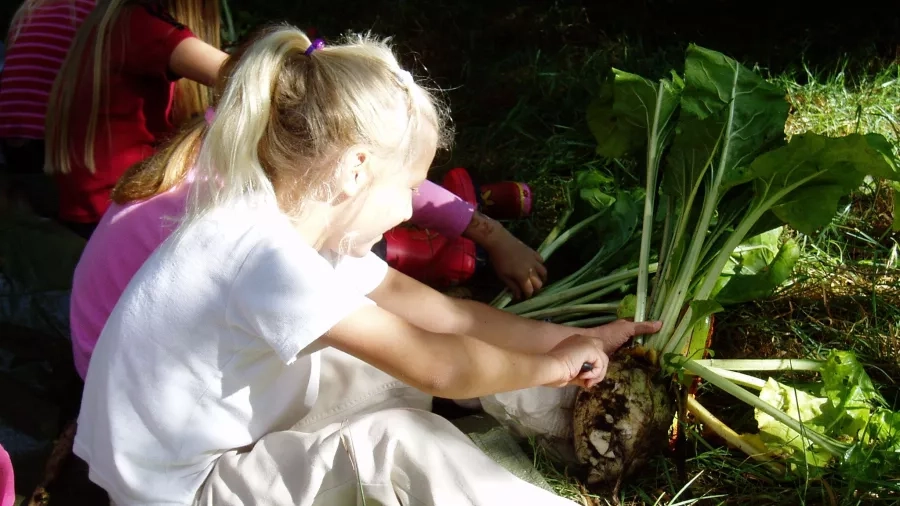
[70,181,188,379]
[70,176,473,379]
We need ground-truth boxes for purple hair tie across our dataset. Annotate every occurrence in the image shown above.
[204,107,215,125]
[305,39,325,56]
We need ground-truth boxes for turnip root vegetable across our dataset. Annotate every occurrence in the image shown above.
[572,357,674,486]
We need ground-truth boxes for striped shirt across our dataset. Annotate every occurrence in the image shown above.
[0,0,95,139]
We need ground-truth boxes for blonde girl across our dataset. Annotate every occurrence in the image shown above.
[43,0,226,238]
[74,26,661,505]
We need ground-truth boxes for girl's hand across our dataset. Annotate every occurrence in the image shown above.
[545,334,610,389]
[584,319,663,355]
[462,212,547,299]
[483,228,547,299]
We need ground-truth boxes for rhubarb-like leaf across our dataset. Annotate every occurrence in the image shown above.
[756,379,834,473]
[743,133,894,235]
[715,236,800,305]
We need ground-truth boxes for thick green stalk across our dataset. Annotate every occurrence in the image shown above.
[649,180,720,351]
[647,125,726,325]
[647,197,674,315]
[563,281,631,307]
[646,131,723,329]
[520,303,619,320]
[562,315,617,327]
[693,358,824,372]
[705,367,766,390]
[651,68,750,350]
[634,85,669,323]
[505,266,647,315]
[674,357,847,457]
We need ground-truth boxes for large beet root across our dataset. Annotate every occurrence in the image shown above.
[573,356,675,487]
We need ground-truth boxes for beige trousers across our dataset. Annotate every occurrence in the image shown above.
[196,348,576,506]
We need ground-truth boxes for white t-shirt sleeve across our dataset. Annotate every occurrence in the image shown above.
[333,251,389,295]
[225,233,374,365]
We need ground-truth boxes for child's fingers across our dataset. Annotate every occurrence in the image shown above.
[529,272,543,293]
[505,277,521,299]
[579,353,609,383]
[632,320,663,335]
[519,277,536,299]
[534,260,548,281]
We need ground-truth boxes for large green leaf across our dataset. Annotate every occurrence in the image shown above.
[756,379,834,474]
[572,169,617,212]
[818,351,884,440]
[744,133,895,235]
[666,44,790,198]
[714,235,800,305]
[891,181,900,232]
[587,76,641,159]
[588,69,682,162]
[862,133,900,181]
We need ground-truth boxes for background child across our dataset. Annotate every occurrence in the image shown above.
[389,172,547,298]
[74,26,660,504]
[43,0,226,238]
[0,0,94,217]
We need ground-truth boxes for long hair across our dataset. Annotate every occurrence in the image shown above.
[44,0,220,175]
[114,24,452,234]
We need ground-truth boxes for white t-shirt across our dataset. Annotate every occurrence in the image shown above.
[73,201,389,505]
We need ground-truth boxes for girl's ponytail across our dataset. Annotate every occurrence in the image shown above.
[187,26,312,223]
[126,24,451,231]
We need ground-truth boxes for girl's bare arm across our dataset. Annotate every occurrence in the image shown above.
[169,37,228,87]
[369,267,662,355]
[320,303,609,399]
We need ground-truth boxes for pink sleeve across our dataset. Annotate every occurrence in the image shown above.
[409,179,475,238]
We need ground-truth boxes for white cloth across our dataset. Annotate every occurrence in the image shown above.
[480,387,578,440]
[74,202,389,505]
[198,408,578,506]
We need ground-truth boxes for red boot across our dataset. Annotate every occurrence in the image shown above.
[383,226,477,288]
[441,167,478,205]
[381,167,479,288]
[441,167,533,221]
[479,181,533,220]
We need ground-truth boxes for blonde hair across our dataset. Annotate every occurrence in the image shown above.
[7,0,80,45]
[44,0,220,175]
[115,25,452,231]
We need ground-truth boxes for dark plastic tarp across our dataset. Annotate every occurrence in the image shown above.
[0,213,85,496]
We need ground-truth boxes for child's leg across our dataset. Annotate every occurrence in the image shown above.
[198,408,578,506]
[293,348,432,433]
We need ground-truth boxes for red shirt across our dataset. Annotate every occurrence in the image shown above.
[55,4,195,223]
[0,0,95,139]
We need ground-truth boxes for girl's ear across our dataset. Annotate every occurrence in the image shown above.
[336,147,373,198]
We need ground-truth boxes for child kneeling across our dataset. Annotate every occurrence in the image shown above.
[74,26,660,505]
